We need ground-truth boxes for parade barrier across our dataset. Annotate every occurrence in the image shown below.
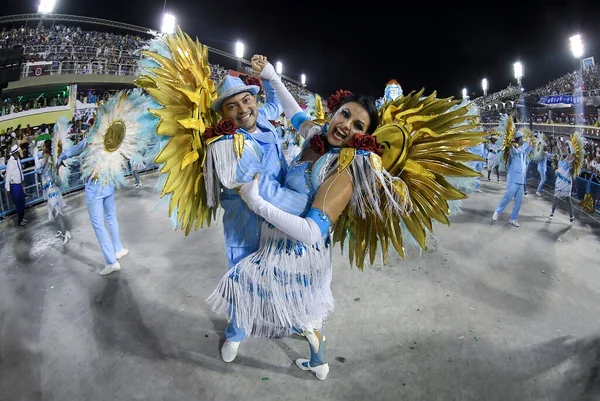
[0,156,157,218]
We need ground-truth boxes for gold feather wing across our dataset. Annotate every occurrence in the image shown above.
[314,94,327,124]
[134,29,219,235]
[332,89,486,270]
[570,131,585,177]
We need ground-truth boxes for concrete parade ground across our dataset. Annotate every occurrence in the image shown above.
[1,172,600,401]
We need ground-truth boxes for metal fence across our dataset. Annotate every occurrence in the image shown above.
[0,156,156,219]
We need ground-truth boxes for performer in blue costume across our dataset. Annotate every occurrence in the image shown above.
[59,139,128,275]
[492,130,532,227]
[536,146,552,196]
[58,90,157,275]
[204,56,309,361]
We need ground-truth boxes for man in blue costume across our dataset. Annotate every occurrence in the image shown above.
[210,55,308,362]
[58,140,128,275]
[492,130,531,227]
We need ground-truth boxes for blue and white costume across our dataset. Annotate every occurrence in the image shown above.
[34,148,66,223]
[207,126,333,338]
[59,140,125,266]
[494,135,531,222]
[554,158,573,199]
[536,151,552,194]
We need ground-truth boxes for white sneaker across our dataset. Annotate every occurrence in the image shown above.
[55,230,63,238]
[510,219,520,227]
[536,192,542,197]
[116,248,129,259]
[99,262,121,276]
[221,340,240,363]
[22,218,28,223]
[19,221,27,226]
[549,213,554,220]
[63,231,72,246]
[492,211,499,221]
[475,189,483,193]
[295,359,330,381]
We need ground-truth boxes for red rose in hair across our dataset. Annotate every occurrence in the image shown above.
[245,76,261,88]
[309,134,326,155]
[326,89,354,112]
[216,119,238,135]
[353,133,383,156]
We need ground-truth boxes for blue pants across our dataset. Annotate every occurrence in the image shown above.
[10,183,26,223]
[495,183,524,220]
[537,170,546,193]
[85,182,122,265]
[224,245,255,342]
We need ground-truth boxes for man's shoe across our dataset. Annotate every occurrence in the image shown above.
[63,231,72,245]
[510,219,520,227]
[116,248,129,260]
[492,211,499,221]
[99,262,121,276]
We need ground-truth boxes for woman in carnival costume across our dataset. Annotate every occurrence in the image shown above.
[33,116,73,245]
[549,133,584,224]
[208,61,485,380]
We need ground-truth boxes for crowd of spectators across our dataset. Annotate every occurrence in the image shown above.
[1,93,69,116]
[0,25,312,101]
[530,65,600,97]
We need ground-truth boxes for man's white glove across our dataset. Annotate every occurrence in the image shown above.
[259,61,278,81]
[259,62,304,127]
[239,176,324,244]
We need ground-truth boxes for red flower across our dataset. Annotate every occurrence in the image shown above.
[269,120,282,127]
[309,134,327,155]
[203,127,217,139]
[217,119,238,135]
[326,89,354,113]
[352,133,383,156]
[204,119,238,139]
[244,76,261,88]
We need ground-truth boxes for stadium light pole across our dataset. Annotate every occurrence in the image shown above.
[235,41,244,72]
[482,78,488,96]
[462,88,468,99]
[301,74,306,86]
[513,61,523,89]
[38,0,56,13]
[161,13,176,35]
[276,61,283,75]
[570,34,585,119]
